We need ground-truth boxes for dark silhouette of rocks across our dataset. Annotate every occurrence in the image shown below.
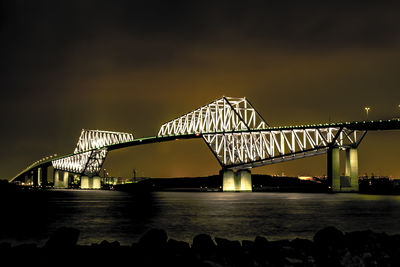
[138,228,168,250]
[314,226,345,248]
[1,226,400,266]
[192,233,217,262]
[44,227,80,249]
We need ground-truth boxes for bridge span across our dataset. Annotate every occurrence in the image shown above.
[10,96,400,192]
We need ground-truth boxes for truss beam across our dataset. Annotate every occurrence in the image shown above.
[203,127,367,170]
[158,97,268,136]
[52,130,134,176]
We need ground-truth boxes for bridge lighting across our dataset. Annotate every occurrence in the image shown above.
[14,96,393,183]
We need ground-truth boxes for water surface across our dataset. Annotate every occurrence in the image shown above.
[1,190,400,245]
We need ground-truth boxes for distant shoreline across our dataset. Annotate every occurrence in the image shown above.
[4,174,400,195]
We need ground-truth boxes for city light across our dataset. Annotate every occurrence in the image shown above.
[364,106,371,119]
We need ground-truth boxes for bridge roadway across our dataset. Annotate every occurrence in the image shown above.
[11,118,400,186]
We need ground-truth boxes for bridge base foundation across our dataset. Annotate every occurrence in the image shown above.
[328,148,359,192]
[81,176,101,189]
[222,169,252,192]
[37,167,42,187]
[54,171,69,188]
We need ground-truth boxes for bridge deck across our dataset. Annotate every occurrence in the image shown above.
[11,119,400,182]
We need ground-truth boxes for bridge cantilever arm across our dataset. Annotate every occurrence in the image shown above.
[355,130,368,148]
[329,126,344,148]
[222,96,251,131]
[202,135,224,167]
[244,97,270,128]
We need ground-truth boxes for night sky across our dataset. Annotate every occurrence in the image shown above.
[2,1,400,180]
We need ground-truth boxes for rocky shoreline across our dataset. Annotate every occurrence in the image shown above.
[1,227,400,266]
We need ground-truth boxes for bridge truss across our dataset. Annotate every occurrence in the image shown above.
[203,127,366,169]
[52,130,134,176]
[158,97,367,170]
[11,95,400,183]
[158,97,268,135]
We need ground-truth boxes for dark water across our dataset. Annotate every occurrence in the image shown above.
[1,190,400,246]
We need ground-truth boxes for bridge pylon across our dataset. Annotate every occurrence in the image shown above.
[327,147,359,192]
[54,171,69,188]
[81,175,101,189]
[221,169,252,192]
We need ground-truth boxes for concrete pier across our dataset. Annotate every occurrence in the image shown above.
[327,148,340,192]
[81,176,89,189]
[80,176,101,189]
[41,166,48,187]
[327,147,359,192]
[92,176,101,189]
[37,167,42,187]
[32,169,39,187]
[345,148,359,192]
[222,169,252,192]
[35,166,49,187]
[54,171,69,188]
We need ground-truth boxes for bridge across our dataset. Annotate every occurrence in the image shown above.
[10,96,400,192]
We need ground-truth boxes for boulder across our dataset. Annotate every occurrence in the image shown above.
[192,234,216,251]
[167,238,191,255]
[192,234,217,261]
[345,230,388,252]
[241,240,254,251]
[290,238,314,252]
[313,226,344,248]
[138,228,168,251]
[215,237,241,251]
[44,227,80,249]
[254,236,269,252]
[98,240,120,248]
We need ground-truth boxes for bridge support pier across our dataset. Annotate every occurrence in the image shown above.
[93,176,101,189]
[327,147,359,192]
[80,176,101,189]
[41,167,48,187]
[54,171,69,188]
[32,169,38,187]
[345,148,359,192]
[222,169,252,192]
[37,167,42,187]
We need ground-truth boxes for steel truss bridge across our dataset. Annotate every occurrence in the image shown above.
[10,96,400,192]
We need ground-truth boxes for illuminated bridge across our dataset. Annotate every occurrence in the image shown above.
[10,96,400,192]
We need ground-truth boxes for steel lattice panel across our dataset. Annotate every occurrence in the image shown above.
[203,127,367,169]
[52,130,135,176]
[158,97,267,136]
[74,129,134,153]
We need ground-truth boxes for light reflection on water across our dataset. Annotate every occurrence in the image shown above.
[1,190,400,245]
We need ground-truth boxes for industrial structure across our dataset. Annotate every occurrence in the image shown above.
[10,96,400,192]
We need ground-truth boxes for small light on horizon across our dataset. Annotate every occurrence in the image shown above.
[364,106,371,119]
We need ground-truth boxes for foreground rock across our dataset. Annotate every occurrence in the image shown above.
[1,227,400,266]
[44,227,80,249]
